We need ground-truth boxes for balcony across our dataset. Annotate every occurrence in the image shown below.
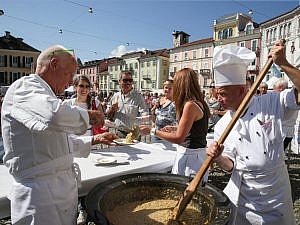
[142,75,151,80]
[110,74,119,82]
[199,69,211,76]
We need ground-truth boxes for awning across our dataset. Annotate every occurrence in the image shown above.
[64,86,75,92]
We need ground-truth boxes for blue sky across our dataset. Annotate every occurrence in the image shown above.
[0,0,298,62]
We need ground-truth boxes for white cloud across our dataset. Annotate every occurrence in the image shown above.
[109,45,146,57]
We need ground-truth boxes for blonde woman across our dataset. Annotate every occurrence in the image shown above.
[151,79,176,141]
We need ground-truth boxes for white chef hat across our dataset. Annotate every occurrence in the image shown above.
[213,45,256,87]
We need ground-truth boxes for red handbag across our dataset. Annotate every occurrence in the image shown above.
[91,99,107,135]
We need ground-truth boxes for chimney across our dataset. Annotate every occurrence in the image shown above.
[5,31,10,38]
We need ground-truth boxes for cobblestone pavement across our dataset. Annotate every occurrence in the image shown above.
[1,153,299,225]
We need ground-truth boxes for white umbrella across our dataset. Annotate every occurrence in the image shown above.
[65,86,75,92]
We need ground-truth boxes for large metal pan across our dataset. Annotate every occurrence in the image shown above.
[85,173,231,225]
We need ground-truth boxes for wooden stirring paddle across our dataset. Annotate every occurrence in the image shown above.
[169,57,274,223]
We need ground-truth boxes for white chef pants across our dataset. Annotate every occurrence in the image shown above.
[10,169,78,225]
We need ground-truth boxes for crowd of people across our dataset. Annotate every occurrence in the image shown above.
[0,40,299,225]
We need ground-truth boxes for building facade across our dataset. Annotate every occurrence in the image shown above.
[169,31,214,88]
[107,49,169,93]
[260,6,300,82]
[78,59,100,92]
[213,13,261,82]
[0,31,40,87]
[139,49,169,92]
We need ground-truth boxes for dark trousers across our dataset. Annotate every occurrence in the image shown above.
[284,137,293,151]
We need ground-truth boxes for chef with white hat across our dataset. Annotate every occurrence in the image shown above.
[206,41,299,225]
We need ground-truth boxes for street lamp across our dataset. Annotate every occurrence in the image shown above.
[248,9,253,16]
[0,9,4,16]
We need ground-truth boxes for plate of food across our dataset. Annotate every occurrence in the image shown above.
[113,138,138,145]
[93,157,117,165]
[113,133,138,145]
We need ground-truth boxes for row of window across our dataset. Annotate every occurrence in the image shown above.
[239,39,258,52]
[109,60,159,72]
[218,28,234,40]
[0,71,27,85]
[0,55,33,68]
[174,49,209,62]
[266,22,292,43]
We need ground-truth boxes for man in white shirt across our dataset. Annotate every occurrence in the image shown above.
[206,41,299,225]
[1,45,115,225]
[106,71,148,137]
[273,78,298,151]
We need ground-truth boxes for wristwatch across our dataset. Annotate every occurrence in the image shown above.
[150,127,156,135]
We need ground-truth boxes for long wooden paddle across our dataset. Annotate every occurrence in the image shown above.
[169,57,274,222]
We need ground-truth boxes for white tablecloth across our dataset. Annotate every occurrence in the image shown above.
[0,141,176,219]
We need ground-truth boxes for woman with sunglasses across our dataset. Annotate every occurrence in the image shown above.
[64,74,118,225]
[64,74,106,136]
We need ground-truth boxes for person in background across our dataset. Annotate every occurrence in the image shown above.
[273,77,288,92]
[151,79,176,141]
[205,82,226,132]
[106,71,148,137]
[63,74,113,225]
[64,74,106,136]
[273,78,298,151]
[258,81,268,95]
[246,77,253,91]
[1,45,116,225]
[140,68,210,179]
[206,41,298,225]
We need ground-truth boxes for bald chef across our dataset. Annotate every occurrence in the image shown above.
[206,40,299,225]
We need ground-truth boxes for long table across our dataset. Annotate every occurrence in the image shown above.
[0,141,177,219]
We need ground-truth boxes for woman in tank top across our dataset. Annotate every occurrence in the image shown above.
[140,68,210,179]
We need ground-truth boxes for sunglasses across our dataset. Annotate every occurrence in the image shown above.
[122,78,133,83]
[78,84,90,89]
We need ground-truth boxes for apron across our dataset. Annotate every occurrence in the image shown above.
[224,161,295,225]
[172,144,208,181]
[9,155,81,225]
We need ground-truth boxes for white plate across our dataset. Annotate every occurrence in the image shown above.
[113,138,138,145]
[93,157,117,165]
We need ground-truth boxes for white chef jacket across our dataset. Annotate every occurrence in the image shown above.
[214,88,298,225]
[1,74,92,225]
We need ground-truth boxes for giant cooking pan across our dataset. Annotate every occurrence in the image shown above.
[85,173,231,225]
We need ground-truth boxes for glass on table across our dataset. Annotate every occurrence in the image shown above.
[136,115,153,143]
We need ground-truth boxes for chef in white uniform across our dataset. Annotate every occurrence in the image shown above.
[1,45,115,225]
[206,41,299,225]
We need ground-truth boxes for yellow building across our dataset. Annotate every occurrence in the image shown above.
[108,49,169,93]
[0,31,40,88]
[139,49,169,92]
[213,13,254,45]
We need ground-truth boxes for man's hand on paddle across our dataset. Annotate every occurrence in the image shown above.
[206,141,224,159]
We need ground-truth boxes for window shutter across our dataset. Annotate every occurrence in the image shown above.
[4,55,7,67]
